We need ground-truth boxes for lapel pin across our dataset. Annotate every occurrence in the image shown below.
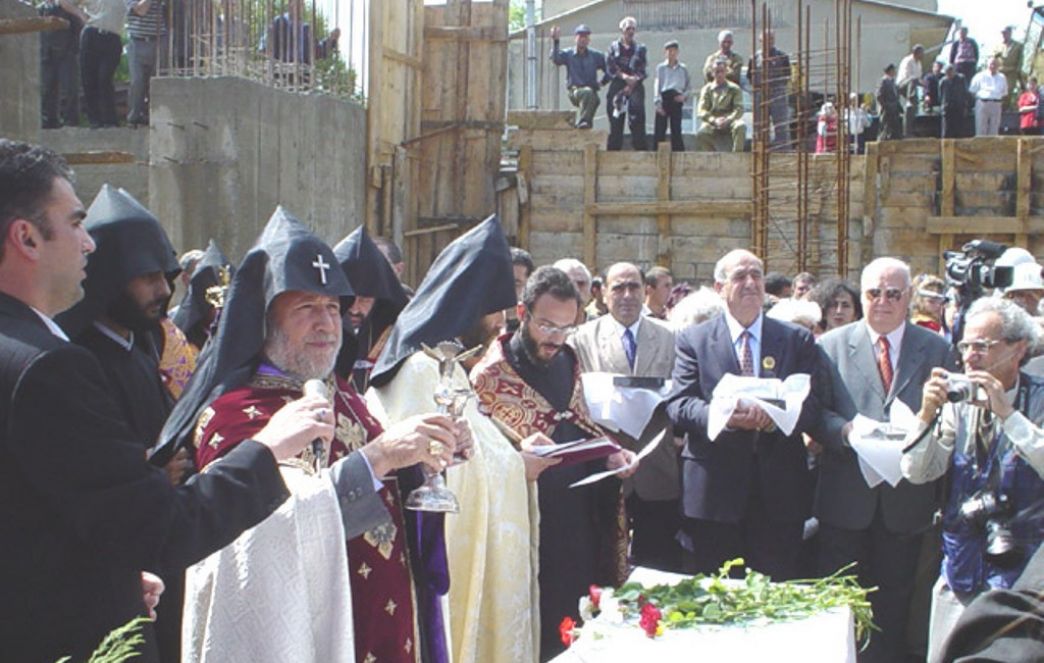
[762,356,776,371]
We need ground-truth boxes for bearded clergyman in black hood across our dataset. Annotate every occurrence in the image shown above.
[333,225,409,392]
[57,185,186,459]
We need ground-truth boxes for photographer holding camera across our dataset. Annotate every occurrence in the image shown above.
[901,297,1044,661]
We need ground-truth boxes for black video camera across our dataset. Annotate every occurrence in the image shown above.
[958,490,1021,568]
[944,240,1014,296]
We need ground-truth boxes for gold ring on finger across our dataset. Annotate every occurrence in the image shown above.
[428,439,444,458]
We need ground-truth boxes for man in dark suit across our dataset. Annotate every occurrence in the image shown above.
[0,140,331,662]
[666,249,822,580]
[940,64,971,138]
[571,262,681,570]
[815,257,956,663]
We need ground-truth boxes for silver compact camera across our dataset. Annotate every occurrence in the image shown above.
[946,373,985,403]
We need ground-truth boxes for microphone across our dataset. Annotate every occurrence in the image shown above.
[303,379,329,470]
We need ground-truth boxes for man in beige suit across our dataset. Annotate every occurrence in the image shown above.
[570,262,682,570]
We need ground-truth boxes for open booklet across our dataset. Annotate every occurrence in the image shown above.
[529,436,621,467]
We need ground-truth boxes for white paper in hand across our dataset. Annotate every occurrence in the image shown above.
[581,372,670,439]
[569,428,668,488]
[848,400,918,488]
[706,373,811,441]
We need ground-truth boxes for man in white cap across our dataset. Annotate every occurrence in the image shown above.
[703,29,743,85]
[1000,262,1044,316]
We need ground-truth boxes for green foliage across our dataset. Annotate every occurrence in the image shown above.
[313,55,363,102]
[509,0,526,33]
[55,617,150,663]
[612,559,878,650]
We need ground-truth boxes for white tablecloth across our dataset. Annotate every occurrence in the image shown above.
[551,568,857,663]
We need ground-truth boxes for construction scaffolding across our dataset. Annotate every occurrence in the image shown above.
[152,0,366,98]
[749,0,855,276]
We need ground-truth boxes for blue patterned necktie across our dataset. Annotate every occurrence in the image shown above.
[622,328,636,371]
[739,330,754,376]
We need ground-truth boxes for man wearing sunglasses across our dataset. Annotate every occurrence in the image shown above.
[902,297,1044,661]
[815,257,956,663]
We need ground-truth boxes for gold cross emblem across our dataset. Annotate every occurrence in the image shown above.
[385,599,397,616]
[242,405,263,420]
[207,432,224,449]
[357,562,372,580]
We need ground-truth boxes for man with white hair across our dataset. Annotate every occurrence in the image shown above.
[970,57,1008,136]
[815,257,955,663]
[604,16,648,151]
[702,29,743,85]
[902,297,1043,660]
[554,257,593,321]
[666,249,825,579]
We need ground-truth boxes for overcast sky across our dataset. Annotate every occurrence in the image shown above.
[936,0,1037,43]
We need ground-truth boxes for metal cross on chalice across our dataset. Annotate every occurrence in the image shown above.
[403,341,483,513]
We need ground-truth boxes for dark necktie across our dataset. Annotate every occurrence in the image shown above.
[622,328,636,371]
[739,330,754,377]
[877,336,894,394]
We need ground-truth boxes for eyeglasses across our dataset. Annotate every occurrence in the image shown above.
[532,320,577,337]
[956,339,1004,354]
[864,287,905,302]
[916,289,950,303]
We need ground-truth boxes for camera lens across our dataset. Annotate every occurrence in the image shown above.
[984,520,1021,569]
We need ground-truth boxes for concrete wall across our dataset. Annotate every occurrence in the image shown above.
[148,77,368,260]
[0,0,41,143]
[38,127,150,204]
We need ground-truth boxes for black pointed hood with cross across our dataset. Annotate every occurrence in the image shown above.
[368,215,517,388]
[56,184,181,338]
[152,206,355,464]
[332,225,410,388]
[171,239,234,348]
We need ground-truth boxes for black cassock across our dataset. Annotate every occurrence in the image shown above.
[505,334,621,663]
[75,325,173,449]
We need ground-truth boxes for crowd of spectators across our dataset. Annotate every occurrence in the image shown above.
[35,0,340,130]
[550,17,1041,153]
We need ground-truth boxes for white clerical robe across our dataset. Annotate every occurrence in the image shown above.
[181,466,356,663]
[366,351,541,663]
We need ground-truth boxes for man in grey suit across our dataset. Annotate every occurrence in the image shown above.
[570,262,681,570]
[815,257,956,663]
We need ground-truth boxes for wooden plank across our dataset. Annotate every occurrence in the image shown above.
[403,222,460,237]
[1017,138,1032,221]
[62,151,136,165]
[507,111,575,130]
[424,25,506,42]
[583,143,597,267]
[587,200,754,217]
[938,235,953,275]
[926,216,1028,234]
[862,141,879,238]
[656,142,672,267]
[382,46,423,69]
[0,16,67,35]
[940,139,956,217]
[518,144,533,250]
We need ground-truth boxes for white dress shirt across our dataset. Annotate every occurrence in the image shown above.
[969,71,1008,101]
[31,307,69,341]
[865,320,906,375]
[723,310,763,376]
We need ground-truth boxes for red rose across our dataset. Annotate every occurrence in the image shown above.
[639,602,662,638]
[559,616,577,647]
[588,585,603,609]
